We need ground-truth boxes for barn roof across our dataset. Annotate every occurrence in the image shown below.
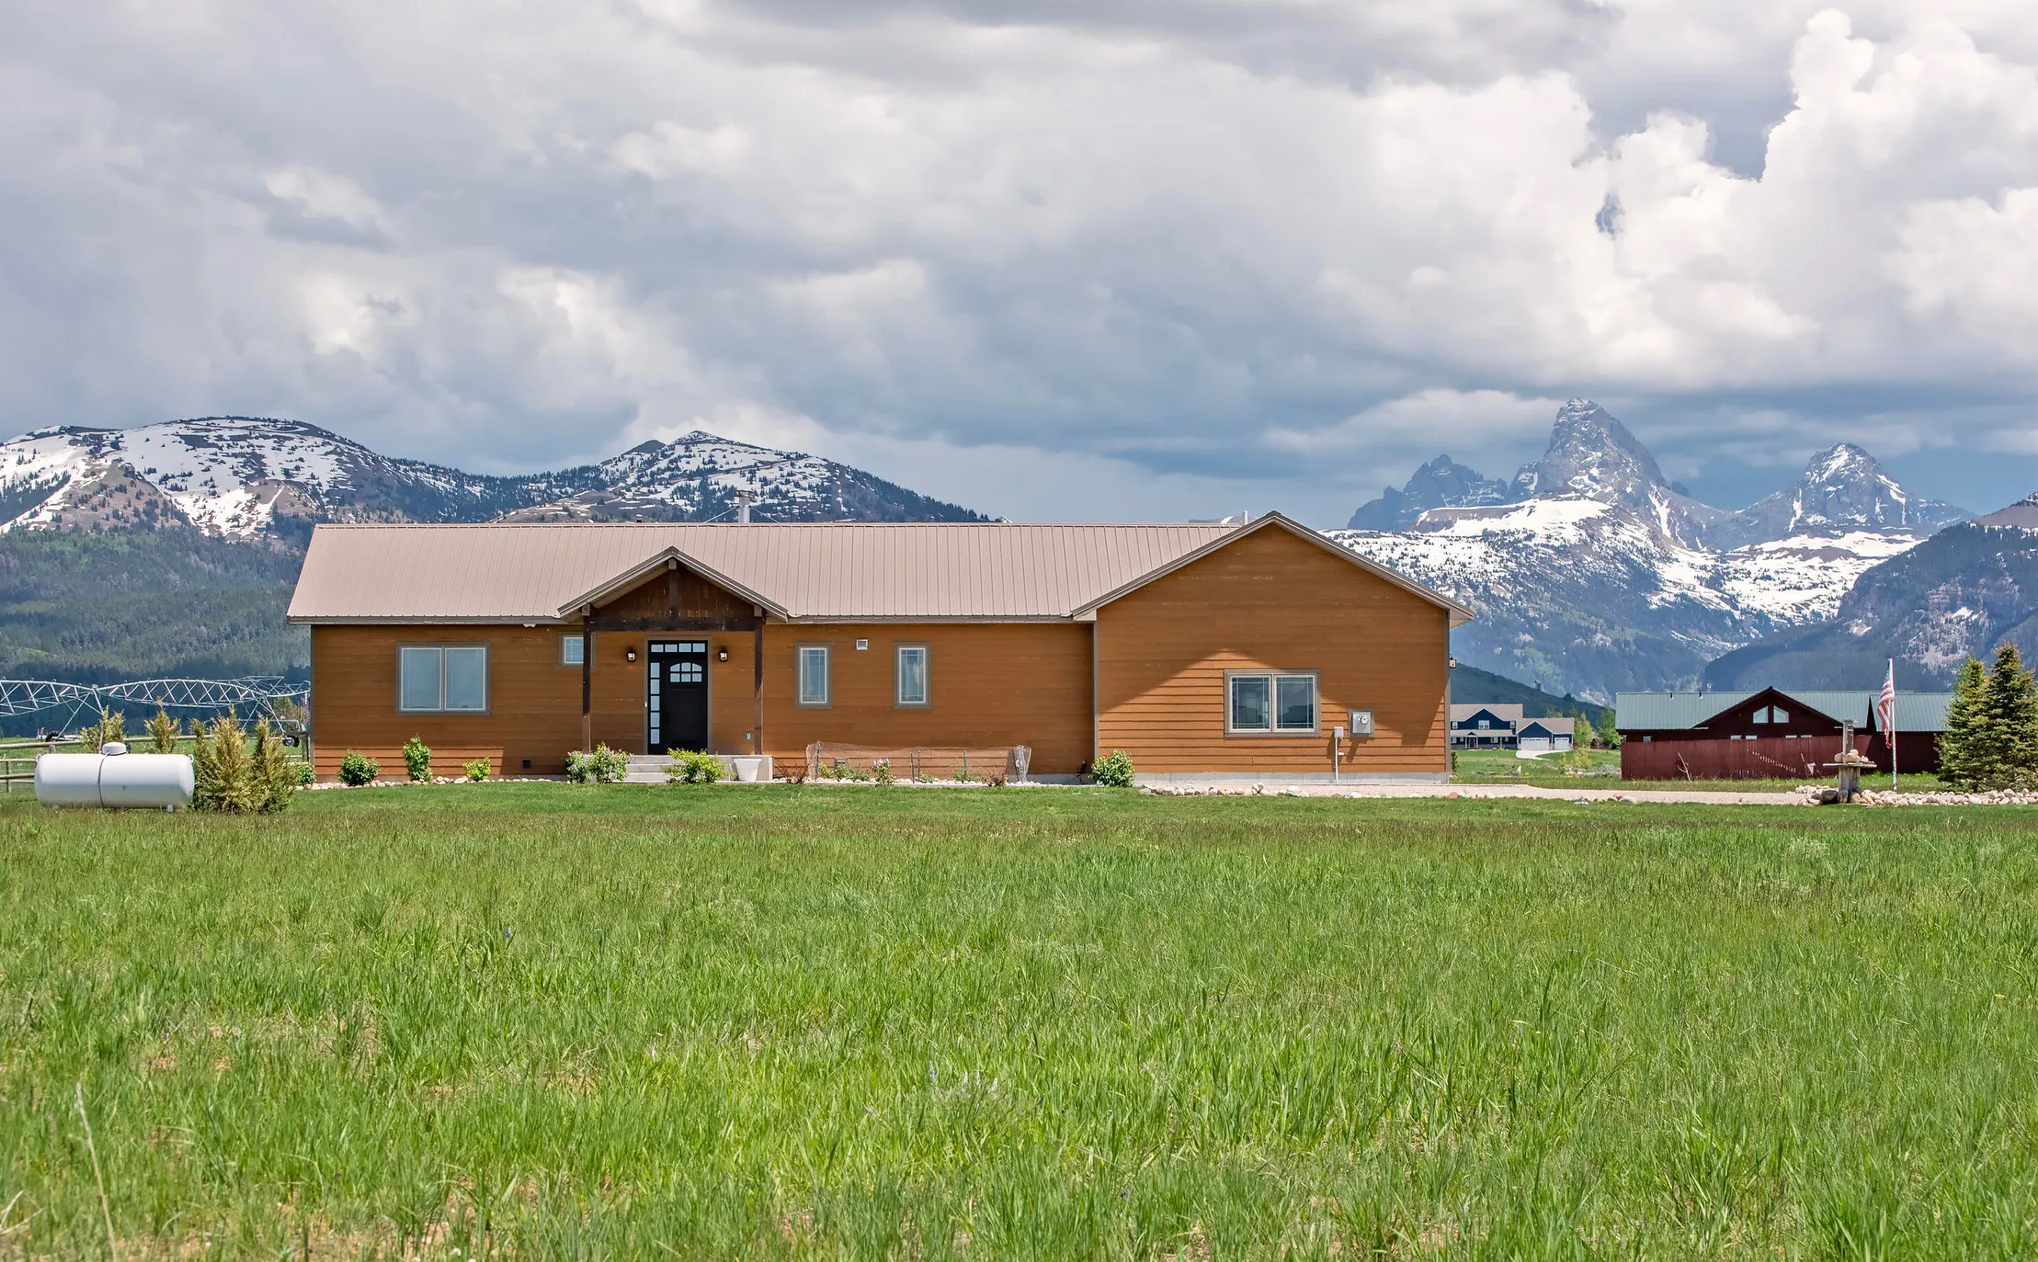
[287,515,1473,625]
[1615,689,1954,733]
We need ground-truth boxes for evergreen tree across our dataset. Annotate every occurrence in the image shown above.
[1938,657,1987,789]
[1979,643,2038,788]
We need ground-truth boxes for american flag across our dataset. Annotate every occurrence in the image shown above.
[1876,659,1897,738]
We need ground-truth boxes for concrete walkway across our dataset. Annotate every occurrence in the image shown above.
[1143,782,1805,805]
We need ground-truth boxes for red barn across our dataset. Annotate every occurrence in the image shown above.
[1615,687,1950,781]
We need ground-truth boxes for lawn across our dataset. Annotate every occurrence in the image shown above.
[3,784,2037,1258]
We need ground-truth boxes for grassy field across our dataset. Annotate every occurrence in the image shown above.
[1449,746,1949,794]
[3,784,2037,1258]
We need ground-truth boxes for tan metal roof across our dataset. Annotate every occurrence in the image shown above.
[286,517,1473,624]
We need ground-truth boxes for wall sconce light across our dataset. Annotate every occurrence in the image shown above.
[716,646,730,662]
[625,647,639,663]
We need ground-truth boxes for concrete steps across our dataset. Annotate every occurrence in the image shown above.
[621,754,773,784]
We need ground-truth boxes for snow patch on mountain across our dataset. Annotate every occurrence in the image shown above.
[1330,401,1970,699]
[0,417,989,540]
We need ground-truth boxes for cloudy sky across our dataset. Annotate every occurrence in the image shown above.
[4,0,2037,526]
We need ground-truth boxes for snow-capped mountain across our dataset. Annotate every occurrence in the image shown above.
[0,418,985,541]
[1705,494,2038,691]
[501,432,985,525]
[1329,401,1968,701]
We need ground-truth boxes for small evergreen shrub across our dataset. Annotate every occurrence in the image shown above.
[402,735,434,782]
[1091,749,1135,787]
[464,758,491,782]
[252,718,296,812]
[667,750,724,784]
[80,710,126,752]
[193,716,293,812]
[566,745,628,784]
[147,708,180,754]
[339,750,380,787]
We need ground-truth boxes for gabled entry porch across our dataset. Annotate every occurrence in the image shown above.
[566,549,782,756]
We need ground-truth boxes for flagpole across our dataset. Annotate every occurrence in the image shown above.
[1888,659,1898,790]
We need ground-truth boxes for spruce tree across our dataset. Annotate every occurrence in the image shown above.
[1979,643,2038,788]
[1938,657,1987,789]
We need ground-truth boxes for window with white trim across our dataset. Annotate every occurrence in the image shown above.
[895,644,929,707]
[560,635,584,666]
[1227,671,1318,734]
[399,645,489,713]
[797,645,831,706]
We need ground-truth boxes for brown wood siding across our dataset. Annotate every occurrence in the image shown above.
[597,565,754,621]
[310,621,1094,776]
[1094,527,1449,774]
[309,625,625,777]
[755,624,1093,774]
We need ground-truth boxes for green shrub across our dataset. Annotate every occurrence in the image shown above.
[464,757,492,782]
[339,750,379,787]
[872,758,895,786]
[667,750,724,785]
[294,760,316,786]
[147,708,180,754]
[402,735,434,783]
[192,716,288,813]
[252,718,296,813]
[79,710,126,753]
[1091,749,1135,787]
[567,745,628,784]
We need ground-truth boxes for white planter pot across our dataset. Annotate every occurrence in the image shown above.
[731,756,763,783]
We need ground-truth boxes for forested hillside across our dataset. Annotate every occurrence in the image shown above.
[0,530,305,683]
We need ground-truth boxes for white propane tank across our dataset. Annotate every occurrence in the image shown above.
[35,745,195,810]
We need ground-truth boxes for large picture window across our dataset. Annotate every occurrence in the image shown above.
[399,645,489,713]
[1226,671,1318,734]
[895,644,929,707]
[797,644,831,707]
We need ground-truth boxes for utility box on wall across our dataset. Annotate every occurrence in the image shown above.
[1348,709,1374,738]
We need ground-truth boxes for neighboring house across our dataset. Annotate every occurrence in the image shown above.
[1614,687,1950,780]
[1516,716,1574,754]
[1450,703,1523,748]
[286,513,1471,783]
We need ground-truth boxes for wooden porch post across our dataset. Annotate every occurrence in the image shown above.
[753,610,764,756]
[580,608,593,753]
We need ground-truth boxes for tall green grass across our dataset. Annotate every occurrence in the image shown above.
[2,785,2036,1258]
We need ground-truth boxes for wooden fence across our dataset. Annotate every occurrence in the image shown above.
[0,737,314,794]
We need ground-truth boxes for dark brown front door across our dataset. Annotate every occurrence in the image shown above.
[648,640,709,753]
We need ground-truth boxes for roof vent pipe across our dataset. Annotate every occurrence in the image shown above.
[735,489,754,524]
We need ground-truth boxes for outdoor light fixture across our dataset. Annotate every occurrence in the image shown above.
[625,647,639,663]
[716,646,730,662]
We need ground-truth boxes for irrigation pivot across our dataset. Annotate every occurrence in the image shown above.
[0,677,310,732]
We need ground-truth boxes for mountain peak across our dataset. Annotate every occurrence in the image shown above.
[1345,453,1509,531]
[1535,400,1669,504]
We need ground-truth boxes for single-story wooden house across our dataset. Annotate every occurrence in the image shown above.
[1449,703,1523,748]
[286,513,1471,783]
[1515,716,1574,754]
[1614,686,1950,780]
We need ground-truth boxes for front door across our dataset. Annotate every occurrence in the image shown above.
[647,640,710,753]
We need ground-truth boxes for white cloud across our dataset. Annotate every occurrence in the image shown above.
[2,0,2038,521]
